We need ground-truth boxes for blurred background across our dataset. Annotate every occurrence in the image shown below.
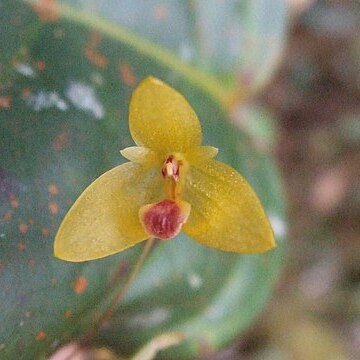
[223,0,360,359]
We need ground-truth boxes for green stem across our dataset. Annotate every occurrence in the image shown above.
[59,239,155,360]
[82,238,155,343]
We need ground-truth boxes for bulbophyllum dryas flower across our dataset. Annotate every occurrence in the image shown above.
[54,77,275,261]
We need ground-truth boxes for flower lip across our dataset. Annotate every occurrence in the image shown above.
[139,199,191,240]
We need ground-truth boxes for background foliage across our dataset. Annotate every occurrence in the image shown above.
[0,1,287,358]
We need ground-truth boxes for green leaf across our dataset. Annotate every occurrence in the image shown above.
[24,0,288,95]
[0,2,286,359]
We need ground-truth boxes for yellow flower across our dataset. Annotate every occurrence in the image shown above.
[54,77,275,262]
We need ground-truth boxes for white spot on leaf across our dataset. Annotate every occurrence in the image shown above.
[15,63,36,78]
[65,81,104,119]
[187,273,203,289]
[25,91,68,112]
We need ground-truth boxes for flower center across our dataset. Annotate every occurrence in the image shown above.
[161,155,181,182]
[138,153,190,240]
[161,154,187,200]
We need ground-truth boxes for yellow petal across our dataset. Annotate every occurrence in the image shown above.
[129,77,202,153]
[182,159,275,253]
[185,146,219,163]
[120,146,160,165]
[54,162,163,262]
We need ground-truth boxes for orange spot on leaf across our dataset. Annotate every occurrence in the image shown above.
[41,227,50,237]
[84,48,108,68]
[22,88,32,98]
[36,61,46,71]
[16,242,26,251]
[84,32,108,68]
[48,184,59,195]
[64,310,72,319]
[119,63,137,86]
[35,331,47,341]
[73,276,88,294]
[19,223,28,234]
[9,194,19,209]
[48,201,59,215]
[32,0,59,22]
[0,96,11,109]
[4,211,12,221]
[53,131,70,151]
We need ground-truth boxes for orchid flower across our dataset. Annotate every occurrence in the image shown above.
[54,77,275,262]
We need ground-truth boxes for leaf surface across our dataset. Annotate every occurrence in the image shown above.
[0,2,286,358]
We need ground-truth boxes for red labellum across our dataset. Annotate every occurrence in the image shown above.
[139,199,190,240]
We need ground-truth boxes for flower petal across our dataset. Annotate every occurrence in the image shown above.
[185,146,219,163]
[54,162,163,262]
[120,146,160,165]
[129,77,202,153]
[182,159,275,253]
